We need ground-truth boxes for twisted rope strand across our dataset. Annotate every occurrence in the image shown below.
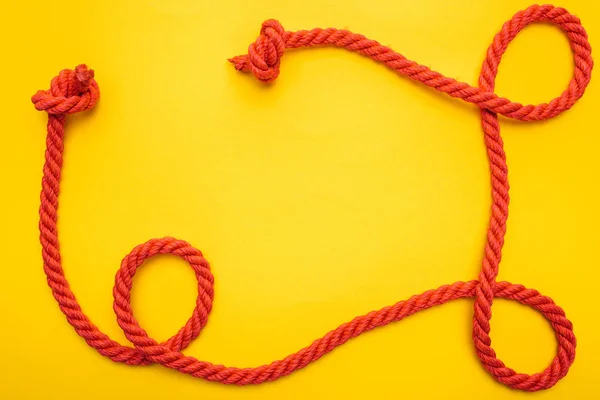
[32,4,591,391]
[230,6,591,121]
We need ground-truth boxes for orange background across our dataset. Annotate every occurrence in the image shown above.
[1,0,598,398]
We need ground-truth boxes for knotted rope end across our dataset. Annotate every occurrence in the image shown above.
[229,19,286,83]
[32,64,99,115]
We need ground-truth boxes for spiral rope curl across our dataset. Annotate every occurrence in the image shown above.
[33,4,592,391]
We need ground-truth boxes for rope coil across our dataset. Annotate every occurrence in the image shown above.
[33,4,592,391]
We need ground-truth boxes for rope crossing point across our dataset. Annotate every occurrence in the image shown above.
[32,4,592,391]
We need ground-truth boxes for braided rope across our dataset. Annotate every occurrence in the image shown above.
[32,4,592,391]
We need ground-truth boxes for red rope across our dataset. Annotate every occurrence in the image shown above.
[32,4,592,391]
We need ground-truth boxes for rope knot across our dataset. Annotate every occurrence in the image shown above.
[229,20,287,83]
[32,64,99,115]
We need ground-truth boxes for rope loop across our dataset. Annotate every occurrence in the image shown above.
[113,238,214,360]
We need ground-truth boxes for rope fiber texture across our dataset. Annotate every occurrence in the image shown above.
[32,4,592,391]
